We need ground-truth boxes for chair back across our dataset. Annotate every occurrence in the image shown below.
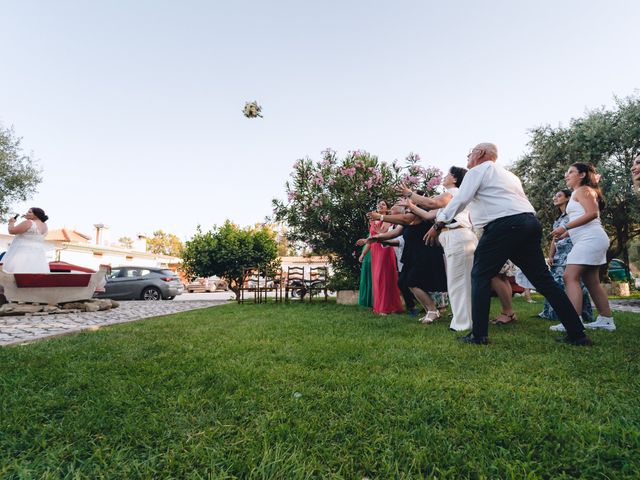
[286,266,305,284]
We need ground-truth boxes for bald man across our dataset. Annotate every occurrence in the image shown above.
[426,143,590,346]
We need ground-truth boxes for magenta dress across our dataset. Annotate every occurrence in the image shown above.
[369,221,403,314]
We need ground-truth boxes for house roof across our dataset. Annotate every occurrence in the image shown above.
[46,228,92,243]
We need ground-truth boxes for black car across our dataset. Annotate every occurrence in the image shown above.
[94,266,184,301]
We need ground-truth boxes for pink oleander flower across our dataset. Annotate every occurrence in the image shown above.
[405,175,419,185]
[311,197,322,207]
[427,176,442,189]
[341,167,356,177]
[314,173,325,185]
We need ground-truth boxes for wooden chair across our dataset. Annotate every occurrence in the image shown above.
[258,266,283,303]
[284,266,306,302]
[239,267,260,304]
[308,266,328,302]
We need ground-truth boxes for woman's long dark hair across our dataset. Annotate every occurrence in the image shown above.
[449,166,467,188]
[555,189,573,221]
[571,162,605,211]
[30,207,49,222]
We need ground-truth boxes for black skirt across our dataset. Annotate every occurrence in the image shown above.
[402,220,448,292]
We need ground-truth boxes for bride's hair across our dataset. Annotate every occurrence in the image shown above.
[30,207,49,222]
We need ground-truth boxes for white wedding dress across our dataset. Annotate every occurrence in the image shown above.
[2,221,50,273]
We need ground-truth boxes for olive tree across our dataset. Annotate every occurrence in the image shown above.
[0,124,42,216]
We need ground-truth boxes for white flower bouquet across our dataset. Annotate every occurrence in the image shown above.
[243,101,263,118]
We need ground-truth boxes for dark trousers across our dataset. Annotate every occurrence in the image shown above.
[397,268,415,311]
[471,213,585,339]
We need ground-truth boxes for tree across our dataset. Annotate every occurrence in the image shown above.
[0,124,42,217]
[272,149,442,288]
[511,94,640,273]
[146,230,184,257]
[117,236,134,249]
[181,221,279,300]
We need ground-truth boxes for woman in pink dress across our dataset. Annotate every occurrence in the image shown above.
[369,201,404,314]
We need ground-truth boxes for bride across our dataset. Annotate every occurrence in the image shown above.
[3,207,50,273]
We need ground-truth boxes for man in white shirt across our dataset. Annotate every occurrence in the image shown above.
[426,143,590,346]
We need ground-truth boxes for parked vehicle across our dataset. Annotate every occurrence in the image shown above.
[185,277,217,293]
[185,276,230,293]
[94,266,183,301]
[246,275,275,289]
[608,258,631,282]
[287,277,325,298]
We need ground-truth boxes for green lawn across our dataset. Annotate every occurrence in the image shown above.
[0,298,638,479]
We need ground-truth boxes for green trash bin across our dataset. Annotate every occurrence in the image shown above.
[608,259,628,282]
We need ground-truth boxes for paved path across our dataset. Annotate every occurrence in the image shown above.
[0,300,228,347]
[609,299,640,314]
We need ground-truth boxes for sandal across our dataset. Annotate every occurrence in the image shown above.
[492,312,517,325]
[420,310,440,324]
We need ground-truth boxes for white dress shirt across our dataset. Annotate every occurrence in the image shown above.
[436,161,535,228]
[443,187,473,229]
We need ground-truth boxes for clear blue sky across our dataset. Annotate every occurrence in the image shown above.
[1,0,638,243]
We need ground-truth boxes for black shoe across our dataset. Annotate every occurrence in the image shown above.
[555,335,593,347]
[458,332,489,345]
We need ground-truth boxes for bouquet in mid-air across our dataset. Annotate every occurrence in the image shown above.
[243,101,263,118]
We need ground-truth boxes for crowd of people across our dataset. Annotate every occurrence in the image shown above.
[354,142,634,346]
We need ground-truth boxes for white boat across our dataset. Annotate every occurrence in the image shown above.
[0,262,109,304]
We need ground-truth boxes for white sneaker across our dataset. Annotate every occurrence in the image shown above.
[584,315,616,331]
[549,323,566,332]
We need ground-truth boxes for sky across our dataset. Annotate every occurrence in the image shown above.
[1,0,639,245]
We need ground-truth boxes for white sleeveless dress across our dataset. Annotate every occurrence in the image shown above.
[2,221,50,273]
[565,195,609,265]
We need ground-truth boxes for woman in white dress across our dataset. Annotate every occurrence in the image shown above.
[3,207,50,273]
[550,163,615,331]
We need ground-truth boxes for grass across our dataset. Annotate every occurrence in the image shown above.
[0,297,639,479]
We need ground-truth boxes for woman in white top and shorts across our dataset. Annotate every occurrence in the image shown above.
[550,163,615,331]
[401,166,478,331]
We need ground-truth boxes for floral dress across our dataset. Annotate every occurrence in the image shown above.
[539,213,593,321]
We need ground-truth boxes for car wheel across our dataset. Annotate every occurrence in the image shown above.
[141,287,162,301]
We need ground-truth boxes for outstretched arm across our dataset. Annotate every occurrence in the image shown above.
[399,198,437,221]
[367,225,404,243]
[367,211,415,226]
[410,191,452,210]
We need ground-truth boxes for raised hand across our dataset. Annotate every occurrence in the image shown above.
[396,183,413,198]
